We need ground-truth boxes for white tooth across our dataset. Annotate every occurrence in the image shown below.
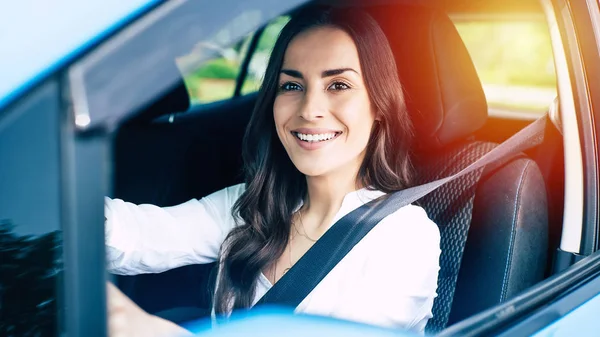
[296,132,338,142]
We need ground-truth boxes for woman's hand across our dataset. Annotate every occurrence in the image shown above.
[107,282,194,337]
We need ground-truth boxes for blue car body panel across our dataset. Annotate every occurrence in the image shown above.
[0,0,160,110]
[532,293,600,337]
[185,307,420,337]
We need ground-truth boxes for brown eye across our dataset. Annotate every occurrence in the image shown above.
[328,82,350,91]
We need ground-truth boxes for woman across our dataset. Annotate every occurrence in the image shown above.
[106,6,440,336]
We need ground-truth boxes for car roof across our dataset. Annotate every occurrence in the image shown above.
[0,0,160,110]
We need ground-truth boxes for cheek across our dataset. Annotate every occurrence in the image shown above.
[273,96,295,136]
[335,94,375,135]
[273,97,287,128]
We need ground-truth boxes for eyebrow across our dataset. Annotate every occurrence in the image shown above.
[280,68,359,79]
[322,68,358,77]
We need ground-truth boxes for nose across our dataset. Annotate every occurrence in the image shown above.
[298,88,325,121]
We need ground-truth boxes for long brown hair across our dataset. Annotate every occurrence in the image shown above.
[214,6,413,313]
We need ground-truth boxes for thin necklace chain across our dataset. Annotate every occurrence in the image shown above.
[281,234,293,276]
[294,209,318,242]
[275,210,319,281]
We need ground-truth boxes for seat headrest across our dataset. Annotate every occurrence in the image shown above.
[366,5,488,149]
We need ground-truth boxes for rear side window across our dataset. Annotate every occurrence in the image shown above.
[178,34,254,105]
[241,16,291,95]
[453,19,557,116]
[177,16,289,106]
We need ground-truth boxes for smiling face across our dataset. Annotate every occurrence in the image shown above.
[273,26,376,180]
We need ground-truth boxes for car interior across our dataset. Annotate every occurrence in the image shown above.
[110,0,565,333]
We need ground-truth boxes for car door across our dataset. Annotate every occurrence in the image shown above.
[1,81,70,336]
[436,0,600,335]
[3,0,599,336]
[0,1,305,336]
[0,59,109,337]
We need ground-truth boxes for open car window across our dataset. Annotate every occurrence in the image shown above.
[178,33,254,105]
[68,0,306,131]
[453,17,557,118]
[177,15,291,106]
[241,16,291,95]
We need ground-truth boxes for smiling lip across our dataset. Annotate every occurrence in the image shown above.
[292,128,341,135]
[290,128,342,151]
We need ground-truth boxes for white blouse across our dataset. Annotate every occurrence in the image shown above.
[105,184,440,333]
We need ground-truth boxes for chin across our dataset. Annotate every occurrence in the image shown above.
[292,162,330,177]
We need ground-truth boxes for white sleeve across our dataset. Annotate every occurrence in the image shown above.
[343,205,441,334]
[104,183,246,275]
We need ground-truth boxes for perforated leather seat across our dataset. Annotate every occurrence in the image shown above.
[366,5,549,332]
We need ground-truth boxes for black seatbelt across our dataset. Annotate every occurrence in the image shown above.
[255,115,547,308]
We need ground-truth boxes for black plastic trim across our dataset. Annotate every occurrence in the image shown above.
[498,259,600,336]
[234,27,264,97]
[60,76,111,337]
[439,250,600,336]
[553,247,587,274]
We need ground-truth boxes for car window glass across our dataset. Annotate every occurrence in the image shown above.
[241,16,291,95]
[178,33,254,105]
[453,19,557,116]
[70,0,310,128]
[0,82,64,336]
